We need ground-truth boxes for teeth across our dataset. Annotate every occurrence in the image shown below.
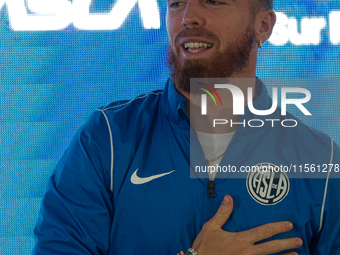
[184,42,213,50]
[188,48,204,53]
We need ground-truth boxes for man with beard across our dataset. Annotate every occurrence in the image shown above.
[34,0,340,254]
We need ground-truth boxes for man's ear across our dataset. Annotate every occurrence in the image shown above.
[254,9,276,46]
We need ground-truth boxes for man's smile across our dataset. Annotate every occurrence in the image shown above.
[179,37,216,59]
[183,42,213,53]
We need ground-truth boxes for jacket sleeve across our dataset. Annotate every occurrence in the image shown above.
[310,141,340,254]
[33,111,113,255]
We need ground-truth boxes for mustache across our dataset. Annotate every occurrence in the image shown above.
[174,27,221,46]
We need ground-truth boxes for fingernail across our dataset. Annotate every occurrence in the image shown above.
[287,222,293,230]
[296,239,302,247]
[222,195,230,206]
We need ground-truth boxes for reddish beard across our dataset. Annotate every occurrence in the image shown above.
[166,25,255,93]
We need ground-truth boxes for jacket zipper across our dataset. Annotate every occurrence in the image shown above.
[207,180,216,198]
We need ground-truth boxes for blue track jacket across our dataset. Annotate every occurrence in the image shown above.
[33,79,340,254]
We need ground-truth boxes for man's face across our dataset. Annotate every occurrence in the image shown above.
[166,0,256,93]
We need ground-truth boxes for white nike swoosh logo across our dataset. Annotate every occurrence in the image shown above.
[130,168,176,185]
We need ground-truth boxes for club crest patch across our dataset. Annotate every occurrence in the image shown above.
[246,163,290,205]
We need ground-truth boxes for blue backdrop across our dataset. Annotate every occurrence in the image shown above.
[0,0,339,254]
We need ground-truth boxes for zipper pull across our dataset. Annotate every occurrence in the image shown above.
[207,180,216,198]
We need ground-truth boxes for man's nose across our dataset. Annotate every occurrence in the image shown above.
[182,1,206,27]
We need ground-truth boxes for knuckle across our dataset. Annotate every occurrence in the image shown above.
[271,241,280,251]
[268,240,286,253]
[280,222,288,232]
[202,221,212,230]
[250,225,266,239]
[265,223,278,235]
[266,222,275,230]
[216,207,228,216]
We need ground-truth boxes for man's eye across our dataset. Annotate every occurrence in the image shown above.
[207,0,222,4]
[170,2,184,8]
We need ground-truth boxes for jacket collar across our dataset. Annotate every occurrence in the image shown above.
[164,78,187,123]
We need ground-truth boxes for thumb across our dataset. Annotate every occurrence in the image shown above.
[209,195,233,229]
